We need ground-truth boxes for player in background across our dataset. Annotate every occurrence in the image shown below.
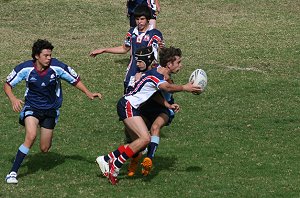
[126,46,178,177]
[126,0,160,28]
[96,46,202,185]
[4,39,102,184]
[89,4,164,94]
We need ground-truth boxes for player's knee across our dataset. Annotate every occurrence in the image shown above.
[141,133,151,147]
[40,145,51,153]
[25,134,37,144]
[150,124,161,136]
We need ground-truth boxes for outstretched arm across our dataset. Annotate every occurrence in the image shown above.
[89,45,130,57]
[3,83,24,112]
[155,0,161,13]
[75,81,102,100]
[159,81,202,94]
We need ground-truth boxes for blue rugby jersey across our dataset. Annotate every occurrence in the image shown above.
[6,58,80,110]
[127,0,156,14]
[124,25,163,88]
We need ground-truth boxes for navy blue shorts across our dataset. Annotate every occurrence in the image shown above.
[19,106,59,129]
[117,97,141,121]
[140,99,175,127]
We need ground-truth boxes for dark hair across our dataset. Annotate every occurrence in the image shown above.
[133,5,151,20]
[159,47,182,67]
[135,46,155,68]
[32,39,54,60]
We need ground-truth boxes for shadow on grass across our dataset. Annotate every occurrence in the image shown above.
[185,166,202,172]
[15,152,94,179]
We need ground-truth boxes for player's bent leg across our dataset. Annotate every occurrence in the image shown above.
[124,125,138,143]
[150,113,169,136]
[106,117,150,184]
[147,114,168,159]
[123,116,151,153]
[40,127,54,152]
[124,118,148,177]
[142,114,169,176]
[39,113,57,152]
[23,116,39,148]
[6,116,38,184]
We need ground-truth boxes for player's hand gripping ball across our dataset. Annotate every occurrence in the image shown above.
[189,69,208,95]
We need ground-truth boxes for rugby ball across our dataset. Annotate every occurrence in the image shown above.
[189,69,208,90]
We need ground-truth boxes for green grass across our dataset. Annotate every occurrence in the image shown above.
[1,0,300,197]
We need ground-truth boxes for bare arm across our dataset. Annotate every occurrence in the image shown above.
[89,45,130,57]
[158,81,202,94]
[155,0,160,13]
[3,83,24,112]
[75,81,102,100]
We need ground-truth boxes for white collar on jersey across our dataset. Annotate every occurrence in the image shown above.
[133,24,154,35]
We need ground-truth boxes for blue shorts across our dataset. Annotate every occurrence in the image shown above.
[19,106,59,129]
[117,97,141,121]
[140,99,175,127]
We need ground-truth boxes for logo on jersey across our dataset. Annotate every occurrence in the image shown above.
[143,35,150,42]
[30,77,37,82]
[137,35,143,43]
[25,111,34,116]
[41,82,46,87]
[49,74,56,82]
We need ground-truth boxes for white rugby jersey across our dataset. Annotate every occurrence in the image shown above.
[124,66,166,109]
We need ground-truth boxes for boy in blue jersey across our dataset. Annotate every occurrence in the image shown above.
[127,0,160,28]
[95,47,203,185]
[4,39,102,184]
[89,4,164,94]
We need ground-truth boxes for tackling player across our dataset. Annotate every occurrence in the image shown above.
[4,39,102,184]
[96,46,203,185]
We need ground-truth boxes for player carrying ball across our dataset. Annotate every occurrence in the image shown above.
[96,46,202,185]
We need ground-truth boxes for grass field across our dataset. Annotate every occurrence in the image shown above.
[1,0,300,197]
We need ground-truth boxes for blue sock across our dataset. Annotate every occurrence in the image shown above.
[10,144,29,173]
[147,136,160,159]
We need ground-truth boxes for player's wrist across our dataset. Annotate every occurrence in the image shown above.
[182,84,188,92]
